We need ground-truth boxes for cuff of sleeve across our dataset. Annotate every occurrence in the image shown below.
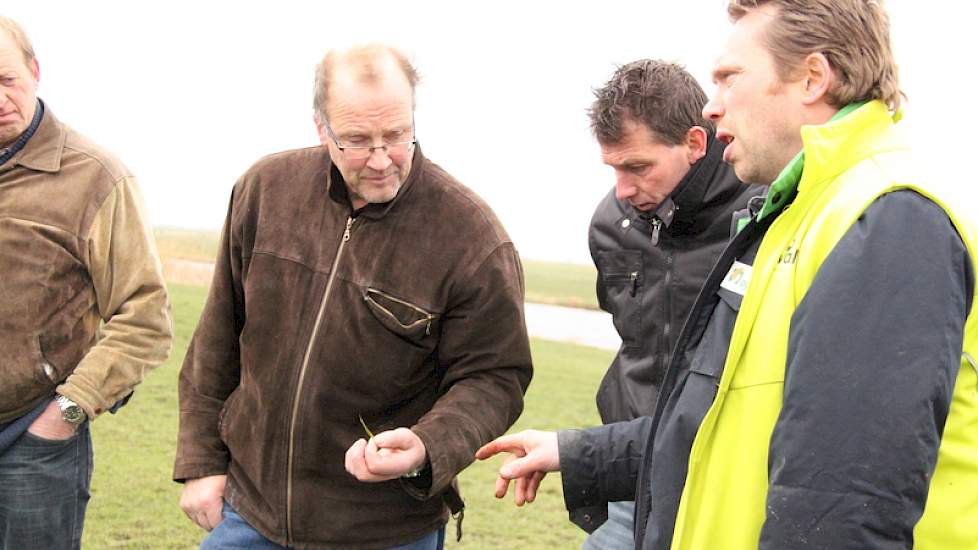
[410,424,458,497]
[56,380,105,421]
[399,460,433,500]
[172,463,230,483]
[558,429,604,511]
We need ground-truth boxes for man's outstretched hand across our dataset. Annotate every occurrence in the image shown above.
[475,430,560,506]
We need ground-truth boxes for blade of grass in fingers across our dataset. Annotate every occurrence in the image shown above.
[358,414,375,439]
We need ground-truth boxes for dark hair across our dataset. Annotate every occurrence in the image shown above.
[589,59,714,145]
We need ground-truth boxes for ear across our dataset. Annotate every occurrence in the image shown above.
[30,58,40,85]
[800,52,833,105]
[313,115,329,146]
[684,126,708,164]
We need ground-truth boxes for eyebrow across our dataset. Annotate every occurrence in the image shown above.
[710,65,738,84]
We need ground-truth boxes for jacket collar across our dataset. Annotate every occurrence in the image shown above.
[327,143,425,220]
[756,100,896,221]
[632,133,731,231]
[4,101,65,173]
[798,100,900,193]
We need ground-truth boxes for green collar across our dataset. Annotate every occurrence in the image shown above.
[754,101,866,222]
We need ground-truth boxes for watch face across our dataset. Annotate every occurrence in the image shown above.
[62,404,86,424]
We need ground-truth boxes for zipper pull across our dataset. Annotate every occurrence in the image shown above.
[425,315,433,336]
[343,217,353,242]
[629,271,639,297]
[650,218,662,246]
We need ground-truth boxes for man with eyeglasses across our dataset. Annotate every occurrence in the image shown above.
[174,44,532,550]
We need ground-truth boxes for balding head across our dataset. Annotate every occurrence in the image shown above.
[312,44,419,124]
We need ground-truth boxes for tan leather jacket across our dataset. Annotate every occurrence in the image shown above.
[174,145,532,549]
[0,106,172,422]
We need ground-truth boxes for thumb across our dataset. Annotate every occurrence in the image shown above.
[372,427,414,450]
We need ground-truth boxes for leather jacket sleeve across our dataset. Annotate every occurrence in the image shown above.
[410,243,533,496]
[173,188,247,481]
[58,176,172,419]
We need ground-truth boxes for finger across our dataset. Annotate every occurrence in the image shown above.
[345,439,368,479]
[514,475,528,507]
[203,501,223,531]
[525,471,547,503]
[475,434,526,460]
[194,511,211,532]
[493,474,512,499]
[372,427,414,451]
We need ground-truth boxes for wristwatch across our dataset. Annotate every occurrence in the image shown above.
[55,394,87,425]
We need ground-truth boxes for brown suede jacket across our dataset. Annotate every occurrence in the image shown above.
[0,107,172,423]
[174,145,533,549]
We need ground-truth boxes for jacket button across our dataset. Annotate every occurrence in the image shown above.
[583,513,591,522]
[621,219,631,229]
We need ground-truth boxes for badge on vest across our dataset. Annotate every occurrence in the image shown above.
[720,261,753,296]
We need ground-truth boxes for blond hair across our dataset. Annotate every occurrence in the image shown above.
[0,16,36,67]
[727,0,902,111]
[312,44,419,122]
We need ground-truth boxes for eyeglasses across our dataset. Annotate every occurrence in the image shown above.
[323,121,416,162]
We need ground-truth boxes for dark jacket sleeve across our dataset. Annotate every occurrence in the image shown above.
[410,243,533,496]
[173,187,248,481]
[559,416,653,531]
[760,191,974,548]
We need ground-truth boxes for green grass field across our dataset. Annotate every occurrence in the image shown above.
[154,228,600,311]
[153,227,220,263]
[82,283,612,549]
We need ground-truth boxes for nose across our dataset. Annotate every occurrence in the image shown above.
[364,146,393,171]
[703,94,724,122]
[615,174,636,201]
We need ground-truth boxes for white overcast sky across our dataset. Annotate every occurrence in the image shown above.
[6,1,974,264]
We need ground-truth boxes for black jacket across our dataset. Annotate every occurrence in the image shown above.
[590,136,759,424]
[577,136,761,531]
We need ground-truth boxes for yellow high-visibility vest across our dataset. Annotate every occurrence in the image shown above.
[670,100,978,550]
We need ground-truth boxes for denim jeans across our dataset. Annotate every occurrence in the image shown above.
[581,501,636,550]
[0,422,93,550]
[201,501,446,550]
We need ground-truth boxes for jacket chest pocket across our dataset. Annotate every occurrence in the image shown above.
[595,250,644,348]
[363,287,439,346]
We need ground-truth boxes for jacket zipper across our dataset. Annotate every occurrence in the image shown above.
[286,215,354,545]
[662,252,674,373]
[650,218,663,246]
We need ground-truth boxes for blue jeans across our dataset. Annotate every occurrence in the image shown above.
[581,501,635,550]
[0,422,93,550]
[202,502,446,550]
